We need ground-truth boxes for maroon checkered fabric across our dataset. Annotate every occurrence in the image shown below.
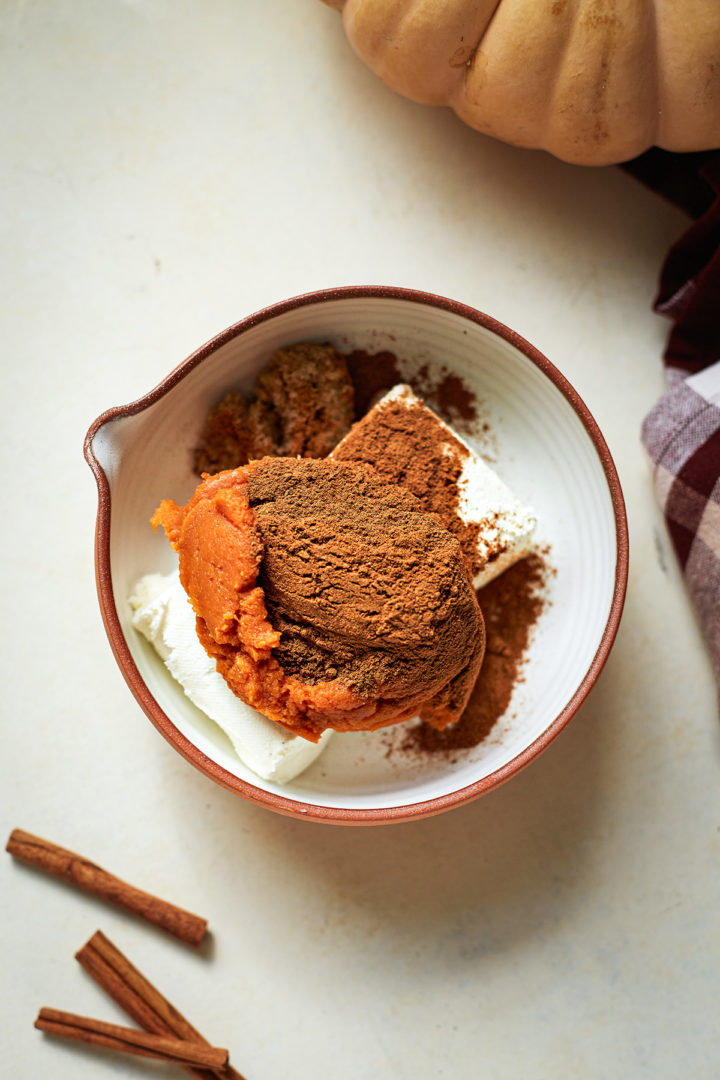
[640,158,720,692]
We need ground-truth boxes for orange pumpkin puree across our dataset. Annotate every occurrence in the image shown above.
[152,459,485,742]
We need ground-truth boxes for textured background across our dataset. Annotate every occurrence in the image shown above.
[1,2,718,1077]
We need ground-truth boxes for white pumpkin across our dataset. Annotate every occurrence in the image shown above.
[323,0,720,165]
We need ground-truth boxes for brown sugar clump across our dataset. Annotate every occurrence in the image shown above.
[192,391,276,476]
[194,343,354,474]
[152,458,485,742]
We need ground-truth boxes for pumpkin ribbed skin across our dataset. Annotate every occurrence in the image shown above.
[324,0,720,164]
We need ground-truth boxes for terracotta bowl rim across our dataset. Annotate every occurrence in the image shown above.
[85,284,628,826]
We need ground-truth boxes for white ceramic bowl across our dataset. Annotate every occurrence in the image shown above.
[85,286,627,825]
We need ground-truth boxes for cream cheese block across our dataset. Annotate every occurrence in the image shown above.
[129,573,331,783]
[332,384,537,588]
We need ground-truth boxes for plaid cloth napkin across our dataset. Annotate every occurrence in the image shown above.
[638,154,720,691]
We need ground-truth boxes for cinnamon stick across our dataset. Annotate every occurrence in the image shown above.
[6,829,206,946]
[34,1008,228,1069]
[76,930,247,1080]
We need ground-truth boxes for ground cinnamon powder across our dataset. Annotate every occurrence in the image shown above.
[248,456,485,730]
[399,553,548,756]
[345,350,478,428]
[425,369,477,426]
[333,391,486,580]
[345,350,403,418]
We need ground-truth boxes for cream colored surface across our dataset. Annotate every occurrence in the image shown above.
[1,2,718,1078]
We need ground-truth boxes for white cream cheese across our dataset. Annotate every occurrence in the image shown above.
[129,573,331,783]
[334,384,537,588]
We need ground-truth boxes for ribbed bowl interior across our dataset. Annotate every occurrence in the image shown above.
[90,293,623,817]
